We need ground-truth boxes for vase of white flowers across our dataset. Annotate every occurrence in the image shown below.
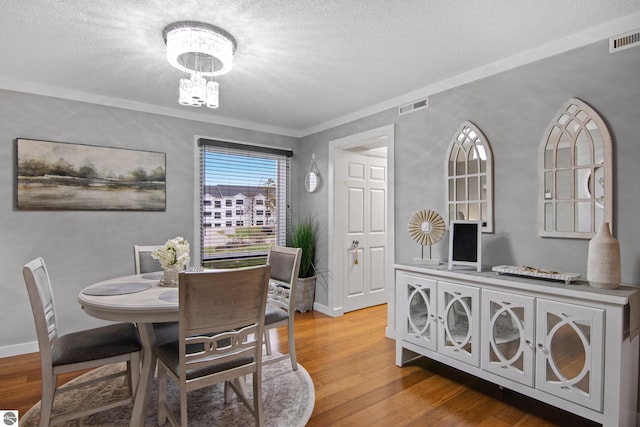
[152,237,190,287]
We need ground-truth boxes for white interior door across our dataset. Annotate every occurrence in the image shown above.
[336,151,387,312]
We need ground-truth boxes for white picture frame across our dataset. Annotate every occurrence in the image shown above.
[448,220,482,272]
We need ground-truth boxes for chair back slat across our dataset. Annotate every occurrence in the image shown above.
[133,245,163,274]
[184,324,257,364]
[23,257,58,354]
[266,246,302,312]
[268,282,291,310]
[43,301,57,341]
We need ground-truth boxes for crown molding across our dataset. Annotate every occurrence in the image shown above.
[299,12,640,137]
[0,78,301,138]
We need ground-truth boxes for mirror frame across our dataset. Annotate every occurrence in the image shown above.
[538,98,613,238]
[445,121,494,233]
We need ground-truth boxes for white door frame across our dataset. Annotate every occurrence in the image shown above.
[326,124,395,338]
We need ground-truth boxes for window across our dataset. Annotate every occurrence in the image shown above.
[204,200,212,206]
[214,212,221,219]
[256,210,264,216]
[203,211,212,216]
[214,201,221,208]
[200,138,292,267]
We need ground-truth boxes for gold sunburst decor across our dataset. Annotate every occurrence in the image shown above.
[408,210,445,264]
[408,210,445,246]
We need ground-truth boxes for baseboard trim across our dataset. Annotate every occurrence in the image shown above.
[0,341,38,358]
[312,302,343,317]
[385,325,395,339]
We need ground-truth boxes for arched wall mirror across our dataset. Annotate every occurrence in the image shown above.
[539,98,613,238]
[445,121,494,233]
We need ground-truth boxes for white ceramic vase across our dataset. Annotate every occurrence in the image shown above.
[587,222,621,289]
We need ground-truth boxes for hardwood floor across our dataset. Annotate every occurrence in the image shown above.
[0,304,599,426]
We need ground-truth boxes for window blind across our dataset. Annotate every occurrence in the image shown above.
[199,138,292,268]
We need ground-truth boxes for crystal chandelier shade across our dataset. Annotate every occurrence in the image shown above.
[163,21,235,109]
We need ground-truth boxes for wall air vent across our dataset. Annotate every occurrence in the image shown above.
[398,97,429,115]
[609,29,640,53]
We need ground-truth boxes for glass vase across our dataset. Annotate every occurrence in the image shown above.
[160,266,180,287]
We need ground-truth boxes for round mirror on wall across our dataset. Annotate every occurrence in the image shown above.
[305,171,319,192]
[305,154,320,193]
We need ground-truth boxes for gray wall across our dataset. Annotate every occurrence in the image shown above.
[299,38,640,307]
[0,90,297,353]
[2,36,640,354]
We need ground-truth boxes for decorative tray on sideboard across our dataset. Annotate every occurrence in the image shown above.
[491,265,581,285]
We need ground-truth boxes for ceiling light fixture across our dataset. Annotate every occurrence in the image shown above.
[163,21,236,109]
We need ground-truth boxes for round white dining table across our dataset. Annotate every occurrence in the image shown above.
[78,271,178,427]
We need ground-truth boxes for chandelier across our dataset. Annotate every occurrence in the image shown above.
[163,21,236,109]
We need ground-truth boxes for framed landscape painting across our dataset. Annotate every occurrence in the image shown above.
[16,138,166,211]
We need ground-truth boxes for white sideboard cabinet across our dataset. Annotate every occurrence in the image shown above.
[395,264,640,426]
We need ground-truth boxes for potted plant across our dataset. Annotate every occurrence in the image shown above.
[290,218,317,312]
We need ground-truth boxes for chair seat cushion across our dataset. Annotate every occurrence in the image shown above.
[52,323,141,366]
[156,340,253,380]
[153,322,179,347]
[265,303,289,325]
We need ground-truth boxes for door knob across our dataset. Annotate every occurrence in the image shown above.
[352,240,359,265]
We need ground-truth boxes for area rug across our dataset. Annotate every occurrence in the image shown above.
[21,359,314,426]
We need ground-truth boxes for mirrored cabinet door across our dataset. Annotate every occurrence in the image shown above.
[539,98,613,238]
[535,299,604,411]
[482,289,535,386]
[400,275,437,351]
[437,281,480,366]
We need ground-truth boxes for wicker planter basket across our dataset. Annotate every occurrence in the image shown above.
[295,276,316,312]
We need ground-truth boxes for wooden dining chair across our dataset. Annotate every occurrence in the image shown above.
[22,257,142,427]
[133,244,164,274]
[263,246,302,370]
[134,244,178,346]
[156,265,271,427]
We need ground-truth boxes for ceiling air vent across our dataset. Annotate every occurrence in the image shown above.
[609,29,640,53]
[399,97,429,115]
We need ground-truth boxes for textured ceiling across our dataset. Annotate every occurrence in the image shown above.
[1,0,639,136]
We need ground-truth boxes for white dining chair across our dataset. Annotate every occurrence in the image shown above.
[133,244,179,347]
[23,257,142,427]
[133,244,164,274]
[263,246,302,371]
[156,265,270,427]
